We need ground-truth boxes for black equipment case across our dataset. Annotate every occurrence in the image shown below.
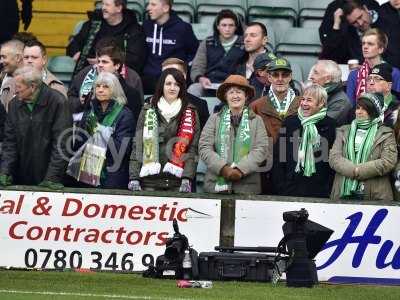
[198,251,275,282]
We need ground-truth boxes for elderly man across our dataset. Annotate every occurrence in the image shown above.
[309,60,352,125]
[67,0,146,75]
[23,39,67,97]
[250,58,301,143]
[0,66,72,187]
[272,84,337,198]
[250,58,301,194]
[366,62,400,127]
[0,39,24,111]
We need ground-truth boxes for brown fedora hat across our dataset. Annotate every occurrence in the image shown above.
[216,75,255,102]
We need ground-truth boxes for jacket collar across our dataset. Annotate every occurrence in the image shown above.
[259,95,300,120]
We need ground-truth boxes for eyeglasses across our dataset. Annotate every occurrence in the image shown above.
[367,76,385,83]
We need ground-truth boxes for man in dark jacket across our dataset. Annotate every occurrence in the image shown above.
[0,66,72,187]
[272,84,336,198]
[66,0,146,75]
[68,40,143,124]
[142,0,199,94]
[0,0,32,45]
[188,9,244,97]
[319,0,380,64]
[366,62,400,127]
[309,60,352,126]
[378,0,400,69]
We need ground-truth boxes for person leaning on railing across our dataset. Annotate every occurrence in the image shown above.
[198,75,268,194]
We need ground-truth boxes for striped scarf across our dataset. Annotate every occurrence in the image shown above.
[355,61,371,99]
[215,106,251,192]
[295,108,327,177]
[340,117,380,198]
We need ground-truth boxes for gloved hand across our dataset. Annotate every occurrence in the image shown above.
[21,0,33,30]
[394,170,400,180]
[179,179,191,193]
[39,181,64,190]
[228,168,243,182]
[220,165,235,180]
[128,180,141,191]
[0,174,12,186]
[395,180,400,192]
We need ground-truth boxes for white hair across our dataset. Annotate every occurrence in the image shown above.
[14,65,42,86]
[95,72,127,105]
[303,83,328,107]
[317,60,342,83]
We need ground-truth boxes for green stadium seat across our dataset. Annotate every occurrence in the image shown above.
[47,56,76,88]
[247,0,298,37]
[174,0,196,23]
[192,23,213,41]
[290,61,304,83]
[196,0,246,25]
[298,0,331,28]
[275,27,321,81]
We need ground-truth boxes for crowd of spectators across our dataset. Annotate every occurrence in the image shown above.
[0,0,400,201]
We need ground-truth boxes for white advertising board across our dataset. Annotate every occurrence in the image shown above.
[0,191,221,272]
[235,200,400,284]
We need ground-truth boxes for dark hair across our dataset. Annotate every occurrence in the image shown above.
[213,9,243,36]
[95,37,125,67]
[357,98,379,119]
[114,0,127,9]
[13,32,38,45]
[343,0,364,17]
[152,68,187,107]
[24,39,47,57]
[246,22,268,37]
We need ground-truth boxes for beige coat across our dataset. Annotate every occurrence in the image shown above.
[199,108,269,194]
[44,69,67,98]
[329,124,398,201]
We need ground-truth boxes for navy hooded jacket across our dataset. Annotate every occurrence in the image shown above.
[143,11,199,78]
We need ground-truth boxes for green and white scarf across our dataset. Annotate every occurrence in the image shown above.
[268,87,296,117]
[79,67,98,100]
[140,108,161,177]
[295,107,327,177]
[215,106,251,192]
[340,117,380,198]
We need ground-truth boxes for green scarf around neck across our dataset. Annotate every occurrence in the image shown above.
[340,117,380,198]
[215,106,251,192]
[295,107,327,177]
[140,107,161,177]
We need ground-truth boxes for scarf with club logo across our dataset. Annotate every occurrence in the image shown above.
[295,107,327,177]
[340,117,380,198]
[215,106,251,192]
[356,61,371,99]
[268,87,296,118]
[140,105,196,178]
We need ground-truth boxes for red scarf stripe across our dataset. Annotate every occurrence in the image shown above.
[356,61,371,100]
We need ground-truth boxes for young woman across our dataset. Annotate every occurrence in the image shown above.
[128,68,200,192]
[329,92,398,200]
[199,75,268,194]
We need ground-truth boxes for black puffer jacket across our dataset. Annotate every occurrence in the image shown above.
[0,84,72,184]
[66,9,147,74]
